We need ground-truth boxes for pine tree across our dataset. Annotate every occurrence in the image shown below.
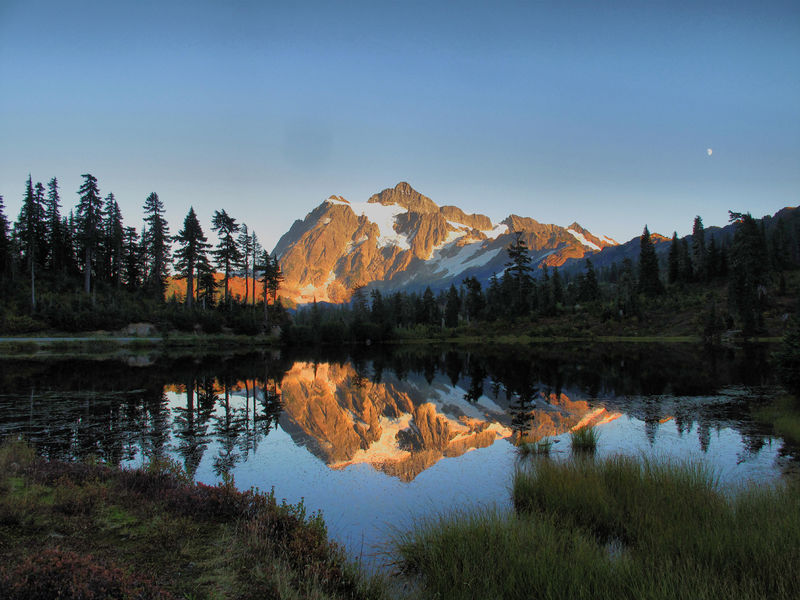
[679,238,694,283]
[0,195,10,280]
[45,178,64,272]
[121,226,143,291]
[668,232,680,285]
[237,223,253,305]
[463,276,485,322]
[578,259,599,302]
[142,192,171,299]
[211,209,242,307]
[174,207,211,308]
[76,174,103,293]
[505,231,533,316]
[444,284,461,327]
[551,267,564,306]
[250,231,261,307]
[638,225,663,297]
[103,193,124,286]
[692,216,707,281]
[728,211,768,335]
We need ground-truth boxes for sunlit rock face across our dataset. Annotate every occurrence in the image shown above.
[272,182,618,304]
[277,362,621,481]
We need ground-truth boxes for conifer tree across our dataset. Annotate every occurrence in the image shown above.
[692,216,707,281]
[237,223,253,305]
[174,207,211,308]
[728,211,768,334]
[45,178,64,272]
[463,276,485,322]
[444,284,461,327]
[505,231,533,315]
[121,226,143,291]
[668,232,680,284]
[211,209,241,307]
[250,231,261,307]
[142,192,171,299]
[551,267,564,306]
[638,225,663,297]
[76,174,103,293]
[578,259,599,302]
[0,195,10,280]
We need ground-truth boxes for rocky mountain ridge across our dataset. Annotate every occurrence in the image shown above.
[273,182,618,304]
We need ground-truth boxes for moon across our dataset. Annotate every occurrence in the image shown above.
[707,148,713,156]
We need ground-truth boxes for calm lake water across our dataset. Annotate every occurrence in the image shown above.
[1,343,797,565]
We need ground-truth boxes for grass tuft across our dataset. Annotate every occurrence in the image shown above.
[570,425,599,453]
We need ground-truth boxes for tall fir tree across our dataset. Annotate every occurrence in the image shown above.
[444,284,461,327]
[237,223,253,305]
[0,195,10,280]
[692,216,707,282]
[505,231,533,316]
[103,193,124,286]
[76,174,103,293]
[45,178,64,272]
[121,226,143,291]
[668,232,680,285]
[728,211,768,335]
[638,225,663,297]
[174,207,211,308]
[211,209,241,307]
[142,192,171,299]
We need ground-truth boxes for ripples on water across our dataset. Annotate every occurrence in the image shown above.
[0,343,796,562]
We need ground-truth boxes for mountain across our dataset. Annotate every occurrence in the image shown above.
[273,182,618,304]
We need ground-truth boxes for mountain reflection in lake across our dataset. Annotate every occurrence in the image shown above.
[1,344,796,563]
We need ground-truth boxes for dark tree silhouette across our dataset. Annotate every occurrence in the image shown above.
[174,207,211,308]
[638,225,663,297]
[76,173,103,294]
[142,192,171,298]
[211,209,241,307]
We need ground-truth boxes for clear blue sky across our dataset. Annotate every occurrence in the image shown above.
[1,0,798,248]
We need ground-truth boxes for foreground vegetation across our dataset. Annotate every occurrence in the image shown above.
[0,439,386,600]
[393,455,800,600]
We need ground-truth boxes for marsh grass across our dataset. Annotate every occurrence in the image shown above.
[516,437,553,458]
[570,425,599,453]
[393,455,800,600]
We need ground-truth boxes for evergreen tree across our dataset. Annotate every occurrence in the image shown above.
[174,207,211,308]
[463,276,485,322]
[16,176,46,277]
[197,260,218,309]
[679,238,694,283]
[551,267,564,306]
[142,192,171,298]
[211,209,241,307]
[103,193,124,286]
[422,286,439,325]
[250,231,261,307]
[45,178,64,272]
[237,223,253,305]
[0,195,10,280]
[728,211,768,335]
[578,259,599,302]
[444,284,461,327]
[707,236,720,280]
[505,231,533,316]
[121,226,143,291]
[668,232,680,284]
[692,216,707,282]
[76,174,103,294]
[638,225,663,297]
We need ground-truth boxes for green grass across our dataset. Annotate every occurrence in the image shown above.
[393,455,800,600]
[752,394,800,445]
[516,437,553,457]
[570,425,599,453]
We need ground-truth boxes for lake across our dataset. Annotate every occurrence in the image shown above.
[1,343,796,566]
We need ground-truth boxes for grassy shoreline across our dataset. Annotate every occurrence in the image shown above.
[0,439,386,600]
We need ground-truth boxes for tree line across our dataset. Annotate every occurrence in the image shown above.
[0,173,285,333]
[286,210,799,344]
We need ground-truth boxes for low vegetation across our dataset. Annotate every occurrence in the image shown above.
[570,425,599,453]
[393,455,800,600]
[0,439,386,600]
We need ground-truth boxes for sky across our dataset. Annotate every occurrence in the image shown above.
[1,0,799,249]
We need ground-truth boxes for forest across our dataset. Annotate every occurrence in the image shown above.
[0,174,286,334]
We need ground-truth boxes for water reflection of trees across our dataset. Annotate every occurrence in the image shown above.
[0,342,793,474]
